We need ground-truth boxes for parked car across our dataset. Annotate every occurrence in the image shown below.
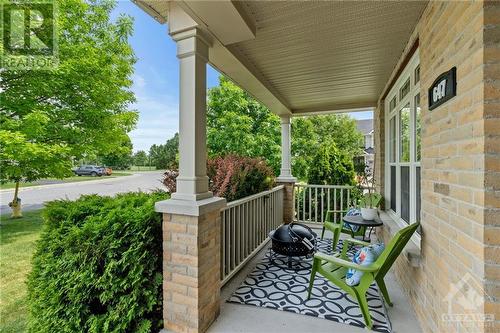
[73,165,105,177]
[100,166,112,176]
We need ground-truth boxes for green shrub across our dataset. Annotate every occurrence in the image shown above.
[27,191,169,333]
[207,155,275,201]
[163,155,275,202]
[301,142,356,221]
[308,141,356,186]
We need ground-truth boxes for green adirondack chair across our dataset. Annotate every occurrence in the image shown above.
[320,209,365,244]
[320,210,345,250]
[308,222,419,329]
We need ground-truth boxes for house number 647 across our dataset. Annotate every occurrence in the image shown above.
[432,79,447,103]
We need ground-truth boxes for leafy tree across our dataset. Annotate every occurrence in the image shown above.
[296,141,356,223]
[206,76,364,180]
[292,115,363,180]
[99,137,133,170]
[157,75,366,183]
[133,150,148,167]
[149,133,178,170]
[207,76,281,174]
[148,145,164,170]
[0,0,137,216]
[308,141,356,186]
[164,133,179,169]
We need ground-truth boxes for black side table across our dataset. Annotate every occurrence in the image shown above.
[342,215,383,242]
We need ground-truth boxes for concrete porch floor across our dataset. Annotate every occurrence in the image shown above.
[209,228,423,333]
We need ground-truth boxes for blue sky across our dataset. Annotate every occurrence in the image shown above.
[113,1,372,152]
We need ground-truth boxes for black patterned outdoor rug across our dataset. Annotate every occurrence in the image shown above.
[227,238,392,333]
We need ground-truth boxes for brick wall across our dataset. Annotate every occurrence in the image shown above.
[162,210,221,333]
[277,181,295,224]
[484,1,500,332]
[376,1,500,332]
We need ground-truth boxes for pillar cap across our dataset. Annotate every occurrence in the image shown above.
[155,196,226,216]
[277,176,297,183]
[280,115,291,124]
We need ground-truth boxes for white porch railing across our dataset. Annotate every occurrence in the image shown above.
[220,185,284,285]
[294,184,354,224]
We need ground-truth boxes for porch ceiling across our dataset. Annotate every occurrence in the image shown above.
[231,1,427,114]
[136,0,427,115]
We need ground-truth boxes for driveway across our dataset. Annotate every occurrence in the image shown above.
[0,171,166,214]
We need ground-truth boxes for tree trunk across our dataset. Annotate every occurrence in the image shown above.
[10,181,22,218]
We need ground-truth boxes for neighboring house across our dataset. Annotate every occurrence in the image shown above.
[355,119,374,173]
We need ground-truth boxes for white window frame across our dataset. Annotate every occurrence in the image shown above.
[384,51,421,240]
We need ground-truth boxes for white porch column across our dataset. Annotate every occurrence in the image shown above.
[277,115,296,182]
[277,115,296,224]
[155,8,226,333]
[170,28,212,201]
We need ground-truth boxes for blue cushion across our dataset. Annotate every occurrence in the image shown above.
[345,243,385,286]
[344,208,361,232]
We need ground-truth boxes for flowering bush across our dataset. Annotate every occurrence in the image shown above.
[163,155,275,202]
[162,169,179,193]
[207,155,275,201]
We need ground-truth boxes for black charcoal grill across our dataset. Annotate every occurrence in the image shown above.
[268,223,317,268]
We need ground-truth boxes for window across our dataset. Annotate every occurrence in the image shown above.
[390,166,396,211]
[385,51,421,227]
[390,96,397,111]
[415,94,421,222]
[399,103,410,162]
[415,94,421,161]
[389,117,396,163]
[401,166,410,223]
[399,78,410,100]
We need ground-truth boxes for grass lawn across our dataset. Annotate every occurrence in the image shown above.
[0,210,43,332]
[0,172,132,190]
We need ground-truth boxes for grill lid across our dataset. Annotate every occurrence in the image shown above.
[270,223,316,243]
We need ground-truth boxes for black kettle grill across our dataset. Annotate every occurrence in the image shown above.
[269,223,317,268]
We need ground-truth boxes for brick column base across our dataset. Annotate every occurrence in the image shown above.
[157,197,226,333]
[277,180,296,224]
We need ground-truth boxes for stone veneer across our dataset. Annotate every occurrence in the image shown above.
[484,1,500,331]
[375,1,500,332]
[278,181,295,224]
[162,207,223,333]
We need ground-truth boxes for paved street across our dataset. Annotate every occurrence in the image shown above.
[0,171,166,214]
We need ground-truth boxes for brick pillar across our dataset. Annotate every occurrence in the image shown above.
[277,180,295,224]
[158,198,226,333]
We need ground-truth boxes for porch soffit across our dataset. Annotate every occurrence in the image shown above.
[136,1,427,116]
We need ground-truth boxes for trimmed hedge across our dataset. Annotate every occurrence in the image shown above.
[27,191,168,333]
